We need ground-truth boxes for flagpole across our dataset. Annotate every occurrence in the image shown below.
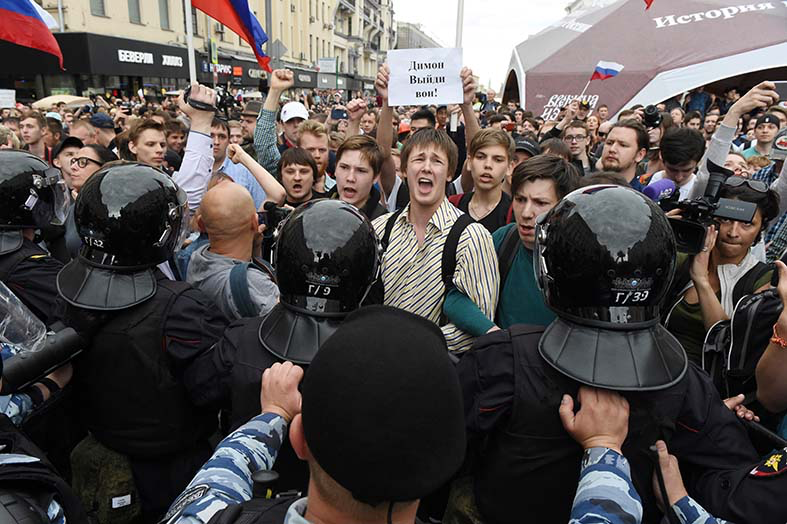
[578,79,591,98]
[455,0,465,47]
[183,0,197,84]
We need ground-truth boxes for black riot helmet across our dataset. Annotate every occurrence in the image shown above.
[57,162,188,311]
[274,199,380,316]
[0,150,70,255]
[534,184,687,391]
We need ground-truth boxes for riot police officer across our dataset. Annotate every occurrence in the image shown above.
[0,150,69,325]
[56,162,231,521]
[0,296,85,524]
[219,198,380,490]
[164,306,466,524]
[451,185,787,524]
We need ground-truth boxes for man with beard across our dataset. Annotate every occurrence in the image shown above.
[599,119,649,191]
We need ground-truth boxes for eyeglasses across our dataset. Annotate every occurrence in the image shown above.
[71,157,103,168]
[563,135,587,142]
[724,176,768,193]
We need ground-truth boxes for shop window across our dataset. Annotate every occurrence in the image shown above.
[90,0,106,16]
[128,0,142,24]
[159,0,170,30]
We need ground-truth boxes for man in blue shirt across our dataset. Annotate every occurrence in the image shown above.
[210,118,267,209]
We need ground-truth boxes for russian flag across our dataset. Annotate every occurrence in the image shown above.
[590,61,624,81]
[192,0,272,72]
[0,0,63,68]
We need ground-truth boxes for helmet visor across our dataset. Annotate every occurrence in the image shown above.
[38,168,70,226]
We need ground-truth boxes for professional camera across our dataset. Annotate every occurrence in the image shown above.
[660,160,758,254]
[257,201,293,231]
[182,84,240,119]
[642,104,663,129]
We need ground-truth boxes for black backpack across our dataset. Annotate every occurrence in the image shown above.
[698,263,779,399]
[494,225,521,324]
[365,209,474,324]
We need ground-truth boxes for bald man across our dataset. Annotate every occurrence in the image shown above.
[186,182,279,320]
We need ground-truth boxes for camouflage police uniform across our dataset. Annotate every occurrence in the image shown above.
[0,343,67,523]
[163,412,289,524]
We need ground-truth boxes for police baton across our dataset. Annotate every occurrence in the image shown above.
[0,327,83,395]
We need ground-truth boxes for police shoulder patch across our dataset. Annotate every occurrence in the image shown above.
[162,484,210,521]
[750,449,787,478]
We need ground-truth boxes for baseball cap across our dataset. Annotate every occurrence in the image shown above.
[51,136,84,159]
[241,100,262,117]
[771,128,787,162]
[515,137,541,157]
[398,122,411,135]
[579,100,591,109]
[755,113,780,129]
[280,101,309,123]
[45,112,63,122]
[90,113,115,130]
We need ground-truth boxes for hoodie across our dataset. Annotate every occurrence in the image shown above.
[187,243,279,321]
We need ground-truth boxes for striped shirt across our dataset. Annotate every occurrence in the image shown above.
[372,198,499,353]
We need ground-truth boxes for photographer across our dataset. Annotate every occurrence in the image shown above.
[664,178,780,365]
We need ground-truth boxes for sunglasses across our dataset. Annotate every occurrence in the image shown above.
[597,132,608,138]
[71,157,103,168]
[724,176,768,193]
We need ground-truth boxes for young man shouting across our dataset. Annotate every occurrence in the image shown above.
[372,129,499,354]
[333,135,387,220]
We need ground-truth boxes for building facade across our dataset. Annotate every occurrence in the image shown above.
[395,22,441,50]
[0,0,395,101]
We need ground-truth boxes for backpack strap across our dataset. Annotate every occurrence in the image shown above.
[380,208,405,253]
[441,214,476,290]
[229,263,259,318]
[732,261,771,306]
[496,225,520,292]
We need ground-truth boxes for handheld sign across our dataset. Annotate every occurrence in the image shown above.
[387,48,463,107]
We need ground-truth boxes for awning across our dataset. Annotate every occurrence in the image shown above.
[505,0,787,119]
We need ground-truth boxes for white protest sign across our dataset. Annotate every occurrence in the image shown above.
[0,89,15,108]
[387,48,463,107]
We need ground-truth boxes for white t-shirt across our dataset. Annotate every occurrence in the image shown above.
[649,170,696,201]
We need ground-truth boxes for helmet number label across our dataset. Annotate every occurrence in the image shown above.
[308,284,332,296]
[614,290,649,305]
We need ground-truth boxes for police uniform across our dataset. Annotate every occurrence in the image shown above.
[0,150,71,326]
[457,328,766,524]
[0,346,87,524]
[57,163,232,520]
[221,200,379,492]
[167,306,467,524]
[452,185,787,524]
[0,237,63,326]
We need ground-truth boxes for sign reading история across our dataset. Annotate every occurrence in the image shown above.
[387,48,463,107]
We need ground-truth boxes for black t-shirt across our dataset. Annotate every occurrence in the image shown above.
[455,191,512,234]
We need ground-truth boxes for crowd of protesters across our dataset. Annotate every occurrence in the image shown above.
[1,62,787,524]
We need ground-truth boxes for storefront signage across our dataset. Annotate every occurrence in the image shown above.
[118,49,154,64]
[248,69,266,79]
[233,66,243,76]
[162,55,183,67]
[298,74,312,82]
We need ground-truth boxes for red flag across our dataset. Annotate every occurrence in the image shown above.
[191,0,271,72]
[0,0,63,69]
[644,0,654,9]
